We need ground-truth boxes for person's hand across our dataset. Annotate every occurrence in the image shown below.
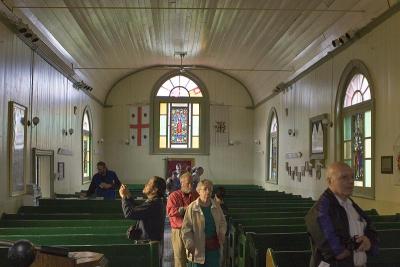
[178,207,186,217]
[187,244,195,260]
[335,249,351,260]
[119,184,131,199]
[356,235,371,252]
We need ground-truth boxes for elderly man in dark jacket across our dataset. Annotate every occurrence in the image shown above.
[305,162,378,267]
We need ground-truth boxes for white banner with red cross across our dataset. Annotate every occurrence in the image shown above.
[129,105,150,146]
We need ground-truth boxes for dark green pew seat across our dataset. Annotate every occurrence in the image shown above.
[268,248,400,267]
[0,219,132,227]
[245,229,400,267]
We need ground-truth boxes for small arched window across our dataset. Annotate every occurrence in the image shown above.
[82,107,92,183]
[337,61,374,198]
[152,73,209,154]
[266,108,278,184]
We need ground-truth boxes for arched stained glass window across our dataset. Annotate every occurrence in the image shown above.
[344,74,371,107]
[82,107,92,183]
[266,108,278,184]
[157,75,203,97]
[338,61,374,198]
[152,73,209,154]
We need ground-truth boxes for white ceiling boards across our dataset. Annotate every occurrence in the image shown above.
[8,0,393,105]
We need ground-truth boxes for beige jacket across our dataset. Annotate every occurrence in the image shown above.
[181,198,227,264]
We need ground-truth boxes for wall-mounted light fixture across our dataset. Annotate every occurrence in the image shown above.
[68,128,74,135]
[24,116,40,127]
[331,30,356,48]
[73,81,93,92]
[32,116,40,126]
[97,138,104,144]
[254,139,261,145]
[288,128,296,137]
[16,21,40,45]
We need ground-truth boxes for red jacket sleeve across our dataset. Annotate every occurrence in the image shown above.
[167,192,182,218]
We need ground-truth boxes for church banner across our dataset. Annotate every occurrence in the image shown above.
[211,105,229,146]
[129,105,150,146]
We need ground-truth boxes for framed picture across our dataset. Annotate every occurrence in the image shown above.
[310,114,328,161]
[58,162,65,180]
[381,156,393,174]
[8,101,27,196]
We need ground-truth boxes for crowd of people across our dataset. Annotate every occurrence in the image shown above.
[84,161,379,267]
[84,162,226,267]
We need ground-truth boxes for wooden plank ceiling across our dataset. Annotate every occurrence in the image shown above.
[9,0,392,104]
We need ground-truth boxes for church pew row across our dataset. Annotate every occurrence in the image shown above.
[19,206,124,214]
[230,213,399,250]
[0,219,132,227]
[239,221,400,235]
[227,209,380,246]
[19,201,315,215]
[224,202,314,209]
[0,234,131,245]
[228,212,396,267]
[266,248,400,267]
[231,214,398,227]
[2,213,127,220]
[228,209,378,220]
[0,225,129,235]
[0,241,159,267]
[38,198,143,207]
[244,229,400,267]
[239,222,400,267]
[223,198,314,203]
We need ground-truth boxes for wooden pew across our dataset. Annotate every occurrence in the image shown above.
[0,219,132,227]
[246,229,400,267]
[267,248,400,267]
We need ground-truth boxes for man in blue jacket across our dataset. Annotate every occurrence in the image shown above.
[305,162,378,267]
[85,161,121,199]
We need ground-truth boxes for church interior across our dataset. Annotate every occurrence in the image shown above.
[1,0,400,266]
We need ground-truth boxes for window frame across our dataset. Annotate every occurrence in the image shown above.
[335,60,375,199]
[81,106,93,184]
[151,72,210,155]
[266,107,279,184]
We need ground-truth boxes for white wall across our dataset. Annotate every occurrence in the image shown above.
[254,10,400,214]
[105,69,254,185]
[0,22,104,214]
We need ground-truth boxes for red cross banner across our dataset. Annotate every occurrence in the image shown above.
[129,105,150,146]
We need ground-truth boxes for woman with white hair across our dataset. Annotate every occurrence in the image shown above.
[181,179,227,267]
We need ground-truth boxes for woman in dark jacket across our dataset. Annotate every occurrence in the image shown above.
[119,176,166,242]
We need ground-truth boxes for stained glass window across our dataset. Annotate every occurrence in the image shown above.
[157,75,203,97]
[344,74,371,107]
[154,74,206,152]
[82,108,92,183]
[267,110,278,183]
[341,70,373,197]
[353,113,364,186]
